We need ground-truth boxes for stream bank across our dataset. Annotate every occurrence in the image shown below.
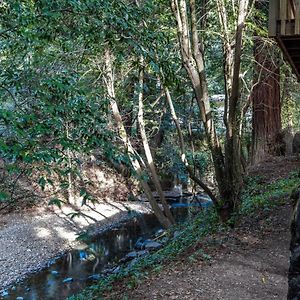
[0,201,153,290]
[0,192,212,300]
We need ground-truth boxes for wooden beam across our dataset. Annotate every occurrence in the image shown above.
[277,36,300,81]
[295,0,300,34]
[281,0,288,35]
[289,0,296,16]
[269,0,279,37]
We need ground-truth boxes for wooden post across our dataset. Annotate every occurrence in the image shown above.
[269,0,279,37]
[295,0,300,34]
[281,0,287,35]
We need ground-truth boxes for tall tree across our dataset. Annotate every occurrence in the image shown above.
[251,40,281,164]
[171,0,250,221]
[251,2,282,164]
[104,49,174,229]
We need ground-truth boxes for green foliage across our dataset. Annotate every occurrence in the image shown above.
[48,198,65,209]
[69,208,220,300]
[188,249,212,263]
[70,172,298,299]
[240,172,299,215]
[0,191,9,202]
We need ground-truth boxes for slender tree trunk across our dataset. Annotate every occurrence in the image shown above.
[171,0,226,200]
[163,86,218,205]
[171,0,249,221]
[221,0,249,219]
[137,60,175,224]
[104,49,172,229]
[65,125,76,205]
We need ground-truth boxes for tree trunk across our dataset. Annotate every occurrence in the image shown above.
[220,0,249,219]
[251,38,281,165]
[171,0,250,221]
[163,86,218,205]
[104,48,172,229]
[137,60,175,225]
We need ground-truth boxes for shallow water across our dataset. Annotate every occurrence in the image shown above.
[3,214,159,300]
[2,195,212,300]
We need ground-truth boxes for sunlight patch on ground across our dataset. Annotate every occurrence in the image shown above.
[35,227,51,238]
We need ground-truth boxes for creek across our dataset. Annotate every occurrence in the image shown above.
[1,193,212,300]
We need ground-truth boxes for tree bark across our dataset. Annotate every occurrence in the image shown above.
[251,38,281,165]
[104,48,172,229]
[137,59,175,224]
[221,0,249,219]
[171,0,250,221]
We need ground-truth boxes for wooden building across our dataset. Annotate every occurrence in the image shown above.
[269,0,300,80]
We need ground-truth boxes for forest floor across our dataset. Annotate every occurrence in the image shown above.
[0,156,299,298]
[110,203,290,300]
[104,156,300,300]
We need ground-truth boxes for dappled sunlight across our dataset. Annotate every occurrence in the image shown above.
[36,227,51,239]
[52,226,77,242]
[0,199,152,289]
[50,197,152,230]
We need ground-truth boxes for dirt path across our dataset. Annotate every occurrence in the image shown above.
[107,157,300,300]
[113,203,291,300]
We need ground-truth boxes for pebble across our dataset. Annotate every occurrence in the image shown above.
[51,271,59,275]
[0,290,8,297]
[144,241,162,250]
[87,274,101,281]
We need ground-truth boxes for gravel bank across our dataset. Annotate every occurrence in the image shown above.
[0,201,152,289]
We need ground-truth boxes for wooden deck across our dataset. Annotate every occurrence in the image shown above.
[269,0,300,80]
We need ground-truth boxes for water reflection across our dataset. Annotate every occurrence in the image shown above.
[3,214,160,300]
[3,195,212,300]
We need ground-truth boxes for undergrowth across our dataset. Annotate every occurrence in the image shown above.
[70,171,299,300]
[240,171,299,215]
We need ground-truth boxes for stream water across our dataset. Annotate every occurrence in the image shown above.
[1,194,212,300]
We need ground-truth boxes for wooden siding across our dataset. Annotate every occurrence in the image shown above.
[269,0,300,81]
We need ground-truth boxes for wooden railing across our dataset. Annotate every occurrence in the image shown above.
[269,0,300,36]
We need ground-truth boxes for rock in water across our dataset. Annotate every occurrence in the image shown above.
[51,270,59,275]
[79,250,87,261]
[87,274,101,281]
[144,240,162,250]
[0,290,8,297]
[63,278,73,283]
[135,237,144,249]
[293,132,300,154]
[126,251,138,259]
